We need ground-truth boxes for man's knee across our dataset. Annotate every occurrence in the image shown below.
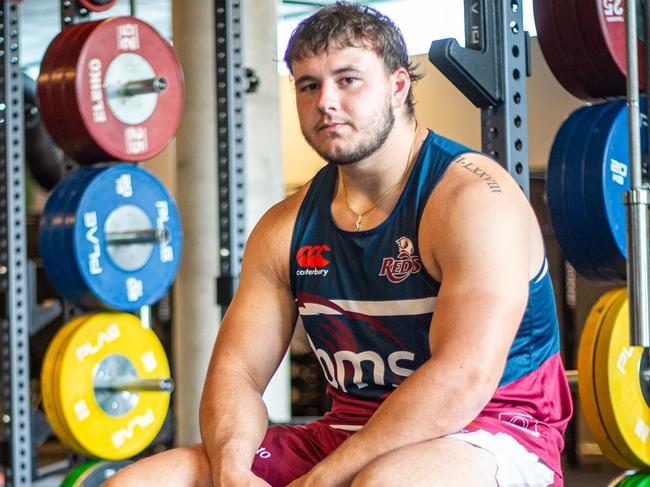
[103,444,210,487]
[350,459,393,487]
[350,438,498,487]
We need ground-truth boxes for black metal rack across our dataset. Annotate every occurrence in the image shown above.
[0,2,31,485]
[429,0,531,197]
[215,0,246,314]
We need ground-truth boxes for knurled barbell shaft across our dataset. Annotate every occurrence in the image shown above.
[105,227,170,246]
[106,76,168,99]
[94,377,174,393]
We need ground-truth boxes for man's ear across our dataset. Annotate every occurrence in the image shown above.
[391,67,411,109]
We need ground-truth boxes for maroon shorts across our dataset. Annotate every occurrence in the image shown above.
[251,419,354,487]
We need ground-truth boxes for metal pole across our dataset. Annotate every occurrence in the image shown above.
[626,0,650,347]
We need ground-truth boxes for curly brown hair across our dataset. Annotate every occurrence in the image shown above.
[283,1,423,115]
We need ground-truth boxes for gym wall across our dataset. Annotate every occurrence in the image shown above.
[280,37,584,190]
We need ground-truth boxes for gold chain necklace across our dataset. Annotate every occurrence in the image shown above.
[342,121,419,231]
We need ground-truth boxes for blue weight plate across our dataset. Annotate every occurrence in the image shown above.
[547,105,613,281]
[53,168,104,306]
[71,164,183,310]
[580,100,631,282]
[39,174,72,290]
[582,99,646,280]
[564,100,626,282]
[39,170,96,300]
[51,169,97,306]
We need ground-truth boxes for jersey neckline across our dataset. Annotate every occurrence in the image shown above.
[327,130,435,237]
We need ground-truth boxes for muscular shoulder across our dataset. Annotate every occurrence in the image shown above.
[242,182,311,287]
[442,152,522,198]
[428,152,530,218]
[421,152,538,279]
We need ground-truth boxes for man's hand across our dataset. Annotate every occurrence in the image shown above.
[214,470,272,487]
[286,468,335,487]
[286,475,310,487]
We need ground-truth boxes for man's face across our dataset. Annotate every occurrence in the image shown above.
[291,46,396,165]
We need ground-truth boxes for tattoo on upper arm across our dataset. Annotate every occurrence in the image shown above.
[455,157,502,193]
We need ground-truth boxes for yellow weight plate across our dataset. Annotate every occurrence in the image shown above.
[41,315,93,456]
[577,288,633,468]
[594,292,650,467]
[52,315,98,458]
[56,312,171,460]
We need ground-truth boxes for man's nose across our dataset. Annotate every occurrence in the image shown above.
[317,81,339,113]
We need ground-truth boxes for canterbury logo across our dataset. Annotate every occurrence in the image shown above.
[379,237,421,283]
[297,245,331,268]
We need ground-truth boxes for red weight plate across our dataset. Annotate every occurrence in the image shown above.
[72,16,184,163]
[59,23,105,160]
[553,0,617,97]
[77,0,117,12]
[57,23,99,155]
[39,23,98,161]
[576,0,646,94]
[38,26,85,149]
[533,0,593,99]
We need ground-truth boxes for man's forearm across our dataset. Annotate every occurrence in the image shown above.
[301,358,495,486]
[199,370,270,484]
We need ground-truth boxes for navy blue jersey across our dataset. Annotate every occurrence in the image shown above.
[290,130,469,400]
[289,130,571,476]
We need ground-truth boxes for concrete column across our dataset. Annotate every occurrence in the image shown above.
[171,0,290,444]
[171,0,219,445]
[243,0,291,423]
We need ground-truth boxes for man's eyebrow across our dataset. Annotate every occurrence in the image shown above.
[294,66,363,85]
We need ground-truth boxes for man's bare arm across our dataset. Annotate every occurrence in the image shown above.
[199,191,303,486]
[289,154,538,486]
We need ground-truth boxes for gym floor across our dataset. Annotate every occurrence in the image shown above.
[563,457,628,486]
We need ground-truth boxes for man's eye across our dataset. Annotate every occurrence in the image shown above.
[299,83,319,93]
[341,77,358,85]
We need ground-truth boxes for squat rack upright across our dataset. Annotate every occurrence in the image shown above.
[429,0,531,196]
[0,2,31,486]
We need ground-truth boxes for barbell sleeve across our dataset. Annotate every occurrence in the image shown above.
[105,227,170,246]
[94,377,174,393]
[105,76,168,99]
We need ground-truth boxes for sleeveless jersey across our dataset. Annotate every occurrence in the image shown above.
[289,130,573,478]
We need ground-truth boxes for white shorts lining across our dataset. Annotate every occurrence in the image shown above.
[446,429,555,487]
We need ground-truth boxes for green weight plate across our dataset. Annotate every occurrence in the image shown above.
[620,472,650,487]
[79,460,132,486]
[60,461,100,487]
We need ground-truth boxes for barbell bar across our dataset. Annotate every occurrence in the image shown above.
[105,76,168,99]
[105,227,171,246]
[94,377,174,393]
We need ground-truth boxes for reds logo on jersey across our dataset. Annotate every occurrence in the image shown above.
[379,237,421,283]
